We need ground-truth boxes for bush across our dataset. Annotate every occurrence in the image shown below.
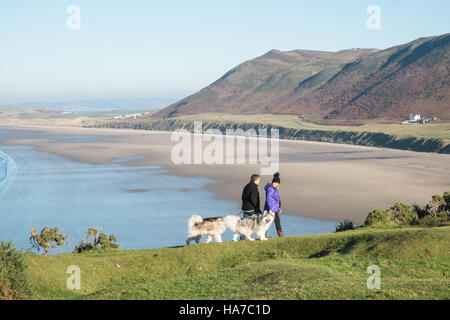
[443,192,450,211]
[0,241,32,299]
[416,215,440,227]
[426,195,447,218]
[365,204,418,226]
[30,227,68,255]
[431,211,449,222]
[365,209,395,226]
[364,192,450,229]
[389,203,418,224]
[335,220,354,232]
[73,228,120,253]
[413,204,429,219]
[416,193,449,224]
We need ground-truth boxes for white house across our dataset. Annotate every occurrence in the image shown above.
[408,114,422,122]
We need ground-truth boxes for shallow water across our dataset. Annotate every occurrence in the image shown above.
[0,156,7,182]
[0,141,337,251]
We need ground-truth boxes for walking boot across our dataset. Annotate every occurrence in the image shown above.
[277,230,285,238]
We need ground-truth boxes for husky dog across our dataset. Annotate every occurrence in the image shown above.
[186,215,226,244]
[224,211,275,241]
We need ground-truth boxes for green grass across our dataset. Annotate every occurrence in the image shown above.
[0,106,156,120]
[26,226,450,300]
[174,113,450,140]
[74,109,156,118]
[0,106,157,127]
[0,106,64,120]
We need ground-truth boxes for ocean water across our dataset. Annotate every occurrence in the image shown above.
[0,142,337,251]
[0,156,7,182]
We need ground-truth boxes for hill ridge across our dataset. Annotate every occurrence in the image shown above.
[155,33,450,122]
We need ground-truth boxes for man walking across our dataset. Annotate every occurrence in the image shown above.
[241,174,261,218]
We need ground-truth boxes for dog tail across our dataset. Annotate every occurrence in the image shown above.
[224,215,240,232]
[188,215,203,234]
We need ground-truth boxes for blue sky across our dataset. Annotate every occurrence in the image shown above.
[0,0,449,104]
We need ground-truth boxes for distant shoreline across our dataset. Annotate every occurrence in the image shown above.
[91,118,450,154]
[1,109,449,154]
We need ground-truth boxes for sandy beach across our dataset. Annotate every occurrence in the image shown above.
[1,124,449,224]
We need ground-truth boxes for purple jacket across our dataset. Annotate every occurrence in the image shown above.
[264,183,281,212]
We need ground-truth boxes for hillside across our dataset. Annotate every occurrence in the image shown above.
[27,226,450,300]
[155,34,450,122]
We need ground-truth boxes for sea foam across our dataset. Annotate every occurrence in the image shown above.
[0,150,17,195]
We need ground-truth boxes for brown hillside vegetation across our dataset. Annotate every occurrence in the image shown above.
[155,34,450,122]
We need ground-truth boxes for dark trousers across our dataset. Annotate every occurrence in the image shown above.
[274,212,282,233]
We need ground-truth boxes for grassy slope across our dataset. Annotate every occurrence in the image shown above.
[27,226,450,300]
[0,106,154,126]
[0,106,64,120]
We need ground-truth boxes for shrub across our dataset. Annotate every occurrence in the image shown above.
[29,227,68,255]
[0,241,32,299]
[389,203,418,224]
[443,192,450,211]
[431,211,449,222]
[442,192,450,219]
[364,192,449,229]
[419,193,450,223]
[73,228,120,253]
[416,215,440,227]
[335,220,354,232]
[365,209,395,226]
[413,204,429,219]
[425,195,447,219]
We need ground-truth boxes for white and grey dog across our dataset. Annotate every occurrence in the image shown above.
[224,211,276,241]
[186,215,226,244]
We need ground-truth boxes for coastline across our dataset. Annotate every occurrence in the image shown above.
[94,118,450,154]
[1,124,449,224]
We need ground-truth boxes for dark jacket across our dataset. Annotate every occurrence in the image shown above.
[241,182,260,212]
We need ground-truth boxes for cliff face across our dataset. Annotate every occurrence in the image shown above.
[155,34,450,122]
[92,119,450,154]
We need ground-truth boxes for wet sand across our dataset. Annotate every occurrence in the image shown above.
[1,124,449,224]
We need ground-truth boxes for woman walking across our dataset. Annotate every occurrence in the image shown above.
[264,172,285,238]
